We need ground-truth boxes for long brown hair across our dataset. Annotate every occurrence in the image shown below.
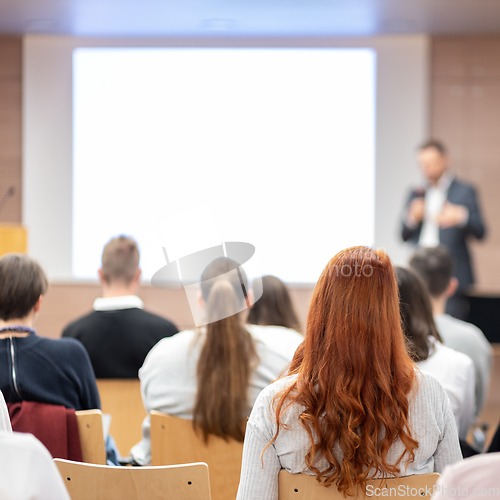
[396,267,442,362]
[193,257,257,442]
[268,247,418,494]
[247,275,301,332]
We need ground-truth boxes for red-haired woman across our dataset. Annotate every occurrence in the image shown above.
[236,247,462,499]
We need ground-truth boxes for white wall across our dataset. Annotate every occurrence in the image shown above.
[23,34,429,282]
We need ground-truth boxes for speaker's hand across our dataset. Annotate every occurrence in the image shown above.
[436,202,468,228]
[407,197,425,224]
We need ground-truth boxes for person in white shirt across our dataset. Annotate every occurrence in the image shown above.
[237,247,461,500]
[0,389,70,500]
[410,245,492,416]
[130,257,303,465]
[396,267,475,441]
[431,453,500,500]
[401,140,486,320]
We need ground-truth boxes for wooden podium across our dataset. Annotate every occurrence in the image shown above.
[0,224,27,257]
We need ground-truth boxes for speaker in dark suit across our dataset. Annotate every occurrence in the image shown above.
[401,140,486,320]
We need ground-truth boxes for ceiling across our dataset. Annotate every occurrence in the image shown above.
[1,0,500,37]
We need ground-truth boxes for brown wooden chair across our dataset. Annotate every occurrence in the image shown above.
[54,459,211,500]
[75,409,107,465]
[96,379,147,457]
[150,411,244,500]
[278,471,440,500]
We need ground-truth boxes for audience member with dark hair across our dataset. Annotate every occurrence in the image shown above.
[0,253,100,410]
[247,275,301,333]
[237,247,461,499]
[410,246,492,415]
[63,235,179,378]
[397,266,475,440]
[130,257,303,465]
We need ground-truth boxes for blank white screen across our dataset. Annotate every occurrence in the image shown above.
[73,48,376,283]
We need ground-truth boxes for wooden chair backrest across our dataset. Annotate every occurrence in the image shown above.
[96,379,147,457]
[54,459,211,500]
[150,411,244,500]
[74,410,107,465]
[278,471,440,500]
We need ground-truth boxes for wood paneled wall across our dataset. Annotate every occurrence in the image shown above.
[2,34,500,326]
[1,34,498,447]
[431,37,500,289]
[0,36,22,223]
[431,39,500,443]
[35,283,313,339]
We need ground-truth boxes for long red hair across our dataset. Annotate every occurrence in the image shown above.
[269,247,418,494]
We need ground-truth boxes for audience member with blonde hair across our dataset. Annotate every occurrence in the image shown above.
[130,257,303,465]
[63,235,178,378]
[237,247,461,500]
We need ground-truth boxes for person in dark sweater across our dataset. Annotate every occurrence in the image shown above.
[62,236,178,378]
[0,253,100,411]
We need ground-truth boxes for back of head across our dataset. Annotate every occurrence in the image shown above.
[247,275,301,332]
[272,247,418,494]
[101,236,139,285]
[409,245,455,299]
[0,253,48,321]
[396,266,442,362]
[194,257,256,442]
[199,256,250,315]
[419,139,447,156]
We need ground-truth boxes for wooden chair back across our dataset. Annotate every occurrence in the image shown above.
[75,409,107,465]
[8,401,105,464]
[278,471,440,500]
[96,379,147,457]
[150,411,244,500]
[54,459,211,500]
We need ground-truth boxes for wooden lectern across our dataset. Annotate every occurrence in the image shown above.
[0,224,27,257]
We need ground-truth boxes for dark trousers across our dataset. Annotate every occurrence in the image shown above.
[488,420,500,453]
[460,439,480,458]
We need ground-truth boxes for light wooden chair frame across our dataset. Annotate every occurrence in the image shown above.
[96,379,147,458]
[75,409,107,465]
[54,459,211,500]
[150,410,244,500]
[278,471,440,500]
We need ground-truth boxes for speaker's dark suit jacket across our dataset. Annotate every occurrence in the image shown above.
[402,178,486,291]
